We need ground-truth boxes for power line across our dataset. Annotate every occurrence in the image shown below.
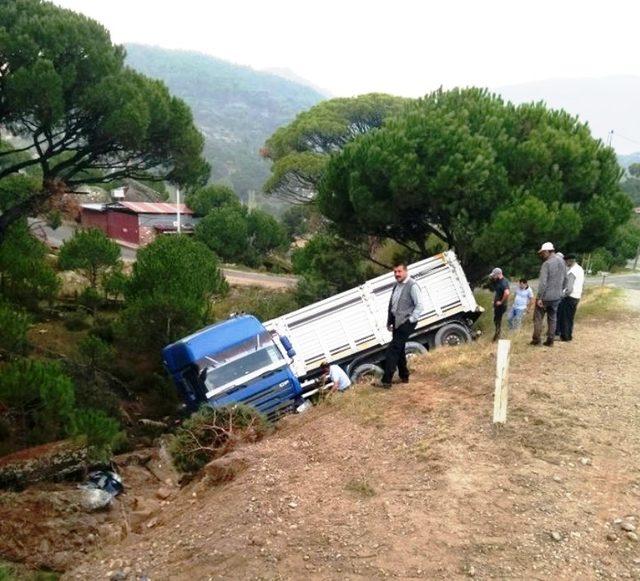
[611,131,640,148]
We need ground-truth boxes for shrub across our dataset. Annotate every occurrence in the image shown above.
[63,310,90,331]
[139,376,181,419]
[0,221,59,308]
[213,287,299,322]
[72,408,123,462]
[120,236,227,358]
[295,275,333,305]
[77,335,114,371]
[0,359,76,445]
[345,477,376,498]
[195,206,250,262]
[73,377,122,421]
[102,264,128,301]
[185,184,241,216]
[587,248,615,274]
[58,228,121,289]
[292,234,373,304]
[169,404,270,473]
[0,301,31,357]
[0,417,10,441]
[78,286,102,313]
[89,316,116,343]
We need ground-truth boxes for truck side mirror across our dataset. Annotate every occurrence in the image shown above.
[279,335,296,358]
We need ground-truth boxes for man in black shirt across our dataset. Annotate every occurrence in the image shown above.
[489,267,510,342]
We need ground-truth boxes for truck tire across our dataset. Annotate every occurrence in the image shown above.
[434,323,472,347]
[405,341,428,357]
[350,363,384,384]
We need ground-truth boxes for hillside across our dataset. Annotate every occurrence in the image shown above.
[46,288,640,579]
[618,152,640,169]
[496,76,640,154]
[124,44,325,199]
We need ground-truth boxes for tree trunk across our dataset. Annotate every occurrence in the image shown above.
[0,180,63,246]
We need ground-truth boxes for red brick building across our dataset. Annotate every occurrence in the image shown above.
[80,202,197,246]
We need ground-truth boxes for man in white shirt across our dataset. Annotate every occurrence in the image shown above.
[319,361,352,393]
[557,253,584,342]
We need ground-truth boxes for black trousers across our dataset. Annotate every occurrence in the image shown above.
[493,304,506,340]
[557,297,579,340]
[382,320,417,383]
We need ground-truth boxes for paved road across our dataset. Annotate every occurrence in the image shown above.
[30,220,298,290]
[585,272,640,291]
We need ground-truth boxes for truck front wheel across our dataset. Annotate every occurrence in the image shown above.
[434,323,472,347]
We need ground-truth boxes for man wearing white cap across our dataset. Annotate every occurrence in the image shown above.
[489,267,510,342]
[531,242,567,347]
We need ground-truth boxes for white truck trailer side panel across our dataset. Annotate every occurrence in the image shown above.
[265,251,477,379]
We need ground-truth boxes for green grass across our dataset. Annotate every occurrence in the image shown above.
[473,289,494,336]
[576,287,625,319]
[345,477,376,498]
[0,561,58,581]
[329,387,387,428]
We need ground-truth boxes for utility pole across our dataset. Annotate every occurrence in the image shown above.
[607,130,614,147]
[634,242,640,271]
[176,187,182,234]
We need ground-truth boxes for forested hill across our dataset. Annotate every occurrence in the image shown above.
[125,44,326,199]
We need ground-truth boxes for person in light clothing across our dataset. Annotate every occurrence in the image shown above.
[557,254,584,342]
[319,361,352,393]
[508,278,534,330]
[378,261,425,388]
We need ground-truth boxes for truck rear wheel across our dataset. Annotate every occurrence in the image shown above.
[434,323,472,347]
[405,341,428,358]
[350,363,383,384]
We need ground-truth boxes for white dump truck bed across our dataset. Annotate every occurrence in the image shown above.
[265,250,478,380]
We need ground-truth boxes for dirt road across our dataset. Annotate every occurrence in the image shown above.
[64,288,640,579]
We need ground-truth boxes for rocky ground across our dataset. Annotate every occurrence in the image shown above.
[2,288,639,580]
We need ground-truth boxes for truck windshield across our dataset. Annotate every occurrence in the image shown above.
[201,331,284,391]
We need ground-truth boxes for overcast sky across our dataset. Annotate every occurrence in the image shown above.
[54,0,640,97]
[52,1,640,152]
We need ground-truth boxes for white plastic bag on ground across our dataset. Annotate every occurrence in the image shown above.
[80,488,113,511]
[296,400,313,414]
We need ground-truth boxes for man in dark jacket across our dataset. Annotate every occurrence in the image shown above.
[378,262,425,388]
[531,242,567,347]
[489,267,510,341]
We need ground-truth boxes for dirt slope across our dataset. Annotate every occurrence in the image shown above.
[66,290,640,580]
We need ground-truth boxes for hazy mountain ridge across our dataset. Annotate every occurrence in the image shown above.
[618,152,640,169]
[124,44,325,198]
[496,76,640,155]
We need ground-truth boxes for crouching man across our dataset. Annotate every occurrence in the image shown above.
[319,361,352,394]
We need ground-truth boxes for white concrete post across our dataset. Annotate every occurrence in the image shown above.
[493,339,511,424]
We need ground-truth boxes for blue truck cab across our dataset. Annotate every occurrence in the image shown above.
[162,315,303,419]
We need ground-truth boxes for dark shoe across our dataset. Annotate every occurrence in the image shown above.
[400,378,410,384]
[529,340,541,346]
[543,339,554,347]
[560,337,571,342]
[374,381,392,389]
